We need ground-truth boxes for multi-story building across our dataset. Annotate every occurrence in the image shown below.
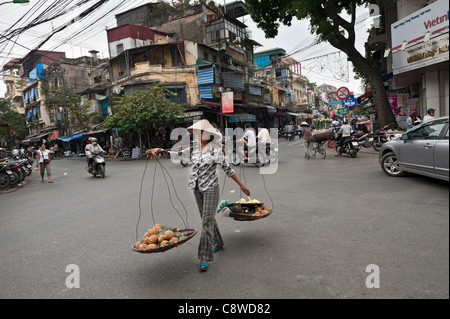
[17,50,66,137]
[254,48,309,111]
[111,2,264,127]
[2,59,25,115]
[6,49,108,140]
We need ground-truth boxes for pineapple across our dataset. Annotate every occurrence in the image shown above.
[149,235,158,244]
[164,230,174,240]
[160,240,170,247]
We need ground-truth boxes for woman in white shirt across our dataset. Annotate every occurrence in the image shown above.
[37,144,53,183]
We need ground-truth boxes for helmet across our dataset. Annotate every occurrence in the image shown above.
[91,138,97,142]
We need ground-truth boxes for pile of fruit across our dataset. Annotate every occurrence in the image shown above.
[134,224,187,251]
[240,205,271,217]
[236,197,261,204]
[234,197,271,217]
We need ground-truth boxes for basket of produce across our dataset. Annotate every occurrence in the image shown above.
[311,129,333,142]
[228,198,273,221]
[132,224,198,254]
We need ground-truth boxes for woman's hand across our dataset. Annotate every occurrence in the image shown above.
[240,185,250,197]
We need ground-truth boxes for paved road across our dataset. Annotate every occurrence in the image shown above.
[0,139,448,299]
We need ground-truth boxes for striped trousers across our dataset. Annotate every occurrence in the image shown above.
[193,184,224,262]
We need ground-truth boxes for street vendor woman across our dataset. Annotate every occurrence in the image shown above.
[146,119,250,272]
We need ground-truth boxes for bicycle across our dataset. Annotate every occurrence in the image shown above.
[309,140,327,159]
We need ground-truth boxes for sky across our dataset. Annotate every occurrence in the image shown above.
[0,0,374,98]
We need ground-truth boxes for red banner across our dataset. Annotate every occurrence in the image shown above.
[221,92,234,114]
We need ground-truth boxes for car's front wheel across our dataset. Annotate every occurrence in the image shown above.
[381,152,406,177]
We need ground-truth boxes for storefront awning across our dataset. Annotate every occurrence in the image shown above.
[266,105,277,113]
[224,113,256,123]
[57,132,86,142]
[28,132,51,143]
[274,85,285,92]
[286,112,304,118]
[177,111,203,124]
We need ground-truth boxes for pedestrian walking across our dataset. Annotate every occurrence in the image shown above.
[53,143,59,159]
[36,144,53,183]
[301,122,313,159]
[146,119,250,272]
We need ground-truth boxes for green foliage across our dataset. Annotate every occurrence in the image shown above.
[0,98,28,140]
[100,86,184,130]
[45,86,97,132]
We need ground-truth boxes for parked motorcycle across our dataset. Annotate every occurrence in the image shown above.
[87,150,106,178]
[0,162,23,185]
[372,123,395,151]
[355,132,374,148]
[0,163,13,189]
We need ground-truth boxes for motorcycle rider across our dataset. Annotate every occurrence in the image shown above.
[239,123,256,162]
[335,120,352,157]
[284,122,295,136]
[85,137,105,171]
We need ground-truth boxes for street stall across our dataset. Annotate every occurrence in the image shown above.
[57,131,87,156]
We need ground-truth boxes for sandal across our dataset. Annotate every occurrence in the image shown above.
[199,260,209,271]
[212,246,223,253]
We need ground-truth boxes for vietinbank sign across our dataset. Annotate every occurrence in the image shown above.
[392,0,449,74]
[392,0,449,50]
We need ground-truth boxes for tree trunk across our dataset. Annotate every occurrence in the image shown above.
[349,51,397,129]
[146,129,150,149]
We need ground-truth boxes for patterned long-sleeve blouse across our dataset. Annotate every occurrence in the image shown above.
[186,142,235,192]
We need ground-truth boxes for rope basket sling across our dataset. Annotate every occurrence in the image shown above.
[133,157,197,254]
[225,165,275,222]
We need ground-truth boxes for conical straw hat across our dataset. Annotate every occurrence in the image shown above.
[187,119,221,137]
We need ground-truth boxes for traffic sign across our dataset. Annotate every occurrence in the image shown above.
[342,98,357,107]
[336,87,350,100]
[337,107,349,115]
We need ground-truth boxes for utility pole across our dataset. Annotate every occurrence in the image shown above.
[0,0,30,7]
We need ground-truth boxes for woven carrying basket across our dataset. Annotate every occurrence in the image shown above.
[229,206,273,221]
[311,129,333,142]
[132,228,198,254]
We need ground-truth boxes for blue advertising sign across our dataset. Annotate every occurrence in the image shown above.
[329,100,342,105]
[342,98,357,107]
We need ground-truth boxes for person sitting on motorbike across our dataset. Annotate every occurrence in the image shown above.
[257,123,271,148]
[239,123,256,161]
[356,115,371,134]
[284,122,295,134]
[335,120,352,157]
[85,137,105,170]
